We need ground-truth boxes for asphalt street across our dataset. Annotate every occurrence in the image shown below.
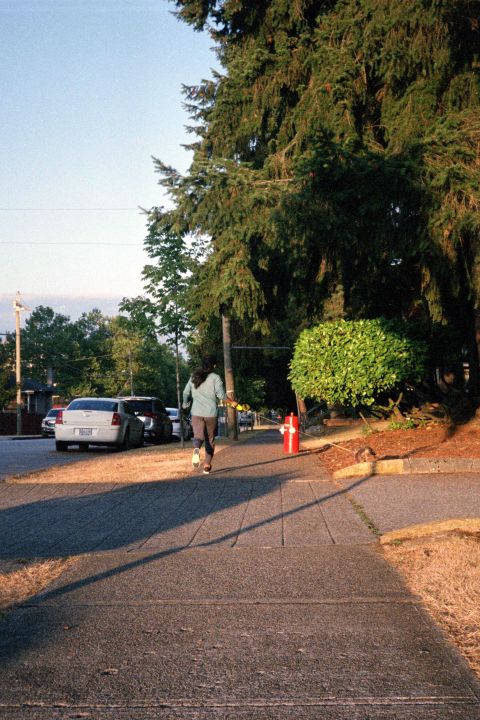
[0,438,119,480]
[0,430,479,719]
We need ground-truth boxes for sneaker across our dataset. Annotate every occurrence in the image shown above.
[192,448,200,469]
[203,465,212,475]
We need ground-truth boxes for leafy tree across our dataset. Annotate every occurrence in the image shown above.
[105,314,181,404]
[66,310,115,397]
[133,336,180,404]
[289,318,428,408]
[13,306,82,392]
[0,339,15,410]
[0,306,182,406]
[124,209,192,343]
[121,209,193,414]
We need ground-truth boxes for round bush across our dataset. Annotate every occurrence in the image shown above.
[289,318,428,407]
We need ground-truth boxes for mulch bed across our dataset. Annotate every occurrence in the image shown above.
[317,421,480,474]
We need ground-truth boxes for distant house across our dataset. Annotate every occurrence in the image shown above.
[4,376,54,415]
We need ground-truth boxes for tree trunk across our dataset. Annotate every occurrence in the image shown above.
[222,313,238,440]
[296,395,307,431]
[470,309,480,400]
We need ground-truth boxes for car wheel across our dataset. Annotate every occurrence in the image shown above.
[78,443,89,451]
[55,441,68,452]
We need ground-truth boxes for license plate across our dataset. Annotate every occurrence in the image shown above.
[78,428,93,436]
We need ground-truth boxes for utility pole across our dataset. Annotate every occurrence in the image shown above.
[128,347,134,396]
[174,331,185,449]
[222,313,238,440]
[13,292,30,436]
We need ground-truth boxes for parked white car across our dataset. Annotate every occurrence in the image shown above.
[55,397,144,452]
[166,407,192,441]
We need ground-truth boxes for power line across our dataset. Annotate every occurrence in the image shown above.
[0,207,142,211]
[0,241,142,246]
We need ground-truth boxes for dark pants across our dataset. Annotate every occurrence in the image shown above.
[191,415,218,466]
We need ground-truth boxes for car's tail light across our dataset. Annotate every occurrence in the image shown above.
[55,411,63,425]
[142,411,154,418]
[111,412,121,426]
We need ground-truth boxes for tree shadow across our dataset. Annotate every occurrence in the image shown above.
[0,445,315,559]
[0,432,376,663]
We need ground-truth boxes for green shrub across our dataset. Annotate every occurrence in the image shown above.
[389,419,418,430]
[289,318,428,408]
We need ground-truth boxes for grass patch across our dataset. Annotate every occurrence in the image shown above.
[346,494,381,537]
[0,558,76,614]
[380,518,480,545]
[9,432,257,485]
[382,519,480,678]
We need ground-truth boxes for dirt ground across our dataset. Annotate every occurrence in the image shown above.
[316,419,480,474]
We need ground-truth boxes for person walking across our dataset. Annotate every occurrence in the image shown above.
[183,354,239,474]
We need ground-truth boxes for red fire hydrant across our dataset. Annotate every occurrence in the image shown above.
[279,413,299,454]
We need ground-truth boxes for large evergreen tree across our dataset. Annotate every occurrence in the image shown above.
[163,0,480,391]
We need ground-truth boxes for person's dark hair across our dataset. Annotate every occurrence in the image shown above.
[192,354,218,388]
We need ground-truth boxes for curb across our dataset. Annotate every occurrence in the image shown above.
[380,517,480,545]
[333,457,480,479]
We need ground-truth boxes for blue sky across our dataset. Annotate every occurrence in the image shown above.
[1,0,217,331]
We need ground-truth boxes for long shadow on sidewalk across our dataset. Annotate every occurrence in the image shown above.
[0,432,378,663]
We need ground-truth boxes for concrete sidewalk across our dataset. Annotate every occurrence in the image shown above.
[0,431,479,718]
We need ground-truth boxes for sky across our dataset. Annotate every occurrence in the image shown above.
[0,0,217,332]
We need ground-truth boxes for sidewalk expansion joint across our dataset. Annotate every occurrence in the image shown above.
[333,479,381,538]
[23,596,420,607]
[3,696,478,709]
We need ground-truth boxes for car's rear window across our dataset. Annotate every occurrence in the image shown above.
[127,399,154,413]
[167,408,179,419]
[46,408,61,417]
[67,400,118,412]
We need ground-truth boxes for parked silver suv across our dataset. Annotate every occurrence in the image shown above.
[120,396,173,443]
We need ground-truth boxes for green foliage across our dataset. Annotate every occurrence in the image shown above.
[162,0,480,403]
[105,316,183,404]
[389,418,425,430]
[121,209,193,346]
[0,341,15,410]
[0,306,184,406]
[289,319,428,407]
[233,375,266,409]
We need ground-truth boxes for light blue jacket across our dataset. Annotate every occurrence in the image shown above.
[183,372,227,418]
